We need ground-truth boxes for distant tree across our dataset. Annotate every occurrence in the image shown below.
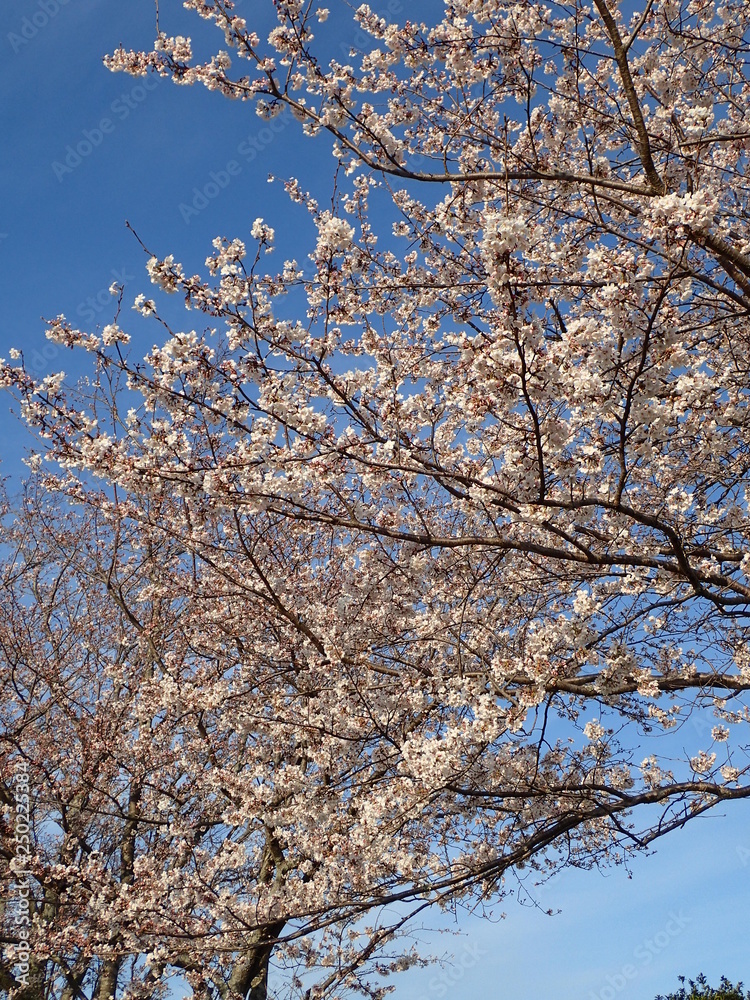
[2,0,750,998]
[657,974,750,1000]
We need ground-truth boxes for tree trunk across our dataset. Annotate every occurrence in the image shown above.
[96,959,120,1000]
[228,922,285,1000]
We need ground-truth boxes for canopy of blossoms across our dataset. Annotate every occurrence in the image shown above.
[2,0,750,998]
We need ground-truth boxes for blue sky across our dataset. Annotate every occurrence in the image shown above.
[1,2,748,997]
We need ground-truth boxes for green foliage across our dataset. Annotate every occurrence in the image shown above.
[656,975,749,1000]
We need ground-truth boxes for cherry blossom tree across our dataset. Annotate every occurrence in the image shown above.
[0,486,438,1000]
[3,0,750,997]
